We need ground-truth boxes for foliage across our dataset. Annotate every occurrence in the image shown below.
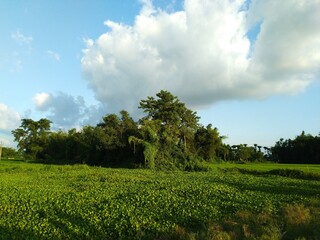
[226,144,266,162]
[10,90,319,167]
[272,131,320,164]
[11,118,52,161]
[194,124,225,161]
[137,90,200,168]
[0,161,320,239]
[0,147,19,159]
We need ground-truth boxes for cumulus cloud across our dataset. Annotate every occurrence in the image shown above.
[0,103,21,147]
[33,92,104,129]
[81,0,320,114]
[0,103,21,132]
[34,92,52,110]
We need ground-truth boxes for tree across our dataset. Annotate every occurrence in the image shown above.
[95,111,138,166]
[194,124,225,161]
[129,119,160,169]
[271,132,320,164]
[136,90,201,168]
[0,142,2,161]
[1,147,18,159]
[139,90,199,150]
[12,118,52,160]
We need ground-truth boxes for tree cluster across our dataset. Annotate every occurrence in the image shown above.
[272,131,320,164]
[11,90,320,168]
[12,91,227,169]
[0,147,20,159]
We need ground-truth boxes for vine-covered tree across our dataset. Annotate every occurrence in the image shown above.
[137,90,200,168]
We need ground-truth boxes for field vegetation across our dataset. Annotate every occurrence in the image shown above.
[0,160,320,239]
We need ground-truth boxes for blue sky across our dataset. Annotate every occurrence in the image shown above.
[1,0,319,148]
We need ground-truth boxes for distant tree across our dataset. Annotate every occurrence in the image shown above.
[194,124,224,161]
[271,132,320,164]
[226,144,264,162]
[95,111,138,166]
[12,118,52,160]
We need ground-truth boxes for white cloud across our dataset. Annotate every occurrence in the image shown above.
[34,92,52,110]
[33,92,104,129]
[81,0,320,115]
[46,50,60,61]
[0,103,21,147]
[0,103,21,132]
[246,0,320,94]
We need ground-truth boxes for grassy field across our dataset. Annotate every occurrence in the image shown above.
[0,160,320,239]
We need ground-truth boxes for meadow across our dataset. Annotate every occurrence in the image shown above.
[0,160,320,239]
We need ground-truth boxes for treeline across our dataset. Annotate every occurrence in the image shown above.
[10,90,320,168]
[272,132,320,164]
[0,147,21,159]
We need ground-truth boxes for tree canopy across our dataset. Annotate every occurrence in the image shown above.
[12,118,52,160]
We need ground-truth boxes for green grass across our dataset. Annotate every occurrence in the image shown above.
[0,160,320,239]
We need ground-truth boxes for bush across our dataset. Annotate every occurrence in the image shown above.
[183,156,211,172]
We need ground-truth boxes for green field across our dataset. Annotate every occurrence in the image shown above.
[209,162,320,173]
[1,161,320,239]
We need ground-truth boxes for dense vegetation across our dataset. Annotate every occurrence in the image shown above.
[272,132,320,164]
[0,161,320,239]
[10,90,319,167]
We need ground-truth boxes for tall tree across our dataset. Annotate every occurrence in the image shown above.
[139,90,199,149]
[12,118,52,160]
[194,124,225,161]
[136,90,201,168]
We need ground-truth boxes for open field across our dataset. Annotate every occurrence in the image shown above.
[0,160,320,239]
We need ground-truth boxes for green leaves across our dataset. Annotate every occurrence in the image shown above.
[0,162,319,239]
[11,118,52,160]
[137,90,202,168]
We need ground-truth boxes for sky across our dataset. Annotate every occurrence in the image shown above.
[1,0,320,148]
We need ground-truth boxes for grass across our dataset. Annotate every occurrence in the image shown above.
[0,160,320,239]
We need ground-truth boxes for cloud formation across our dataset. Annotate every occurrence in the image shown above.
[0,103,21,132]
[0,103,21,147]
[33,92,103,129]
[81,0,320,114]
